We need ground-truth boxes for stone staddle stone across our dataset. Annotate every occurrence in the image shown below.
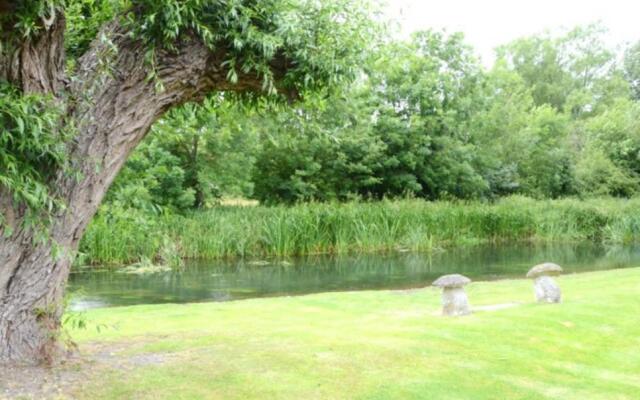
[432,274,472,316]
[527,263,563,303]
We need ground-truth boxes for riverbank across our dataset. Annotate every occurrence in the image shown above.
[67,242,640,309]
[8,267,636,399]
[79,196,640,266]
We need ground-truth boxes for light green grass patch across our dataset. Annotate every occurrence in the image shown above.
[70,268,640,399]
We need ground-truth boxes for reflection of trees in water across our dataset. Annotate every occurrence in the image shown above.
[70,269,215,306]
[70,243,640,308]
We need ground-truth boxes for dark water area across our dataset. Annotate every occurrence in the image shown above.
[68,242,640,310]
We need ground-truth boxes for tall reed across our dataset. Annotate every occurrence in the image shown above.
[79,196,640,266]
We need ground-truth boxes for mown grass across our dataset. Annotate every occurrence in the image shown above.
[68,268,640,399]
[79,196,640,265]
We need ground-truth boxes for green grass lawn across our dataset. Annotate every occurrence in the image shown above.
[70,268,640,399]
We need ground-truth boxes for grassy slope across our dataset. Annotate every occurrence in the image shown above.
[71,268,640,399]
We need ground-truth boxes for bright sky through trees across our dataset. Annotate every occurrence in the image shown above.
[385,0,640,65]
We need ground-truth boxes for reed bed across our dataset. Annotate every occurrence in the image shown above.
[79,196,640,265]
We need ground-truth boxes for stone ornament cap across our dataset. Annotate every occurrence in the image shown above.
[526,262,563,279]
[432,274,471,288]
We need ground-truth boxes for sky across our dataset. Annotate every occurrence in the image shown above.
[385,0,640,66]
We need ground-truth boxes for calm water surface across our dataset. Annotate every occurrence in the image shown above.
[68,242,640,310]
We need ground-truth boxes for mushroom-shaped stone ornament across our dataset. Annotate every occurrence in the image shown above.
[432,274,472,316]
[526,262,563,303]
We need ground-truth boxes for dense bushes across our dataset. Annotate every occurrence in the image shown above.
[108,25,640,207]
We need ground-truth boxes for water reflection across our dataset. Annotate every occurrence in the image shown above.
[68,242,640,310]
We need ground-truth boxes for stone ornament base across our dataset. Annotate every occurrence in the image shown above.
[534,276,562,303]
[441,287,471,316]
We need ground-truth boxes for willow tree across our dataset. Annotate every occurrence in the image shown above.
[0,0,375,364]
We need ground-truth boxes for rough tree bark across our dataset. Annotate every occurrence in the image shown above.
[0,11,288,365]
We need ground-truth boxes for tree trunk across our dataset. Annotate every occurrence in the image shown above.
[0,14,281,365]
[188,135,207,208]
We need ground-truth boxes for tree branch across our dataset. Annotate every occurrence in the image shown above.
[51,21,293,242]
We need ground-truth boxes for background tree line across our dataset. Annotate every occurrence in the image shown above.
[109,23,640,209]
